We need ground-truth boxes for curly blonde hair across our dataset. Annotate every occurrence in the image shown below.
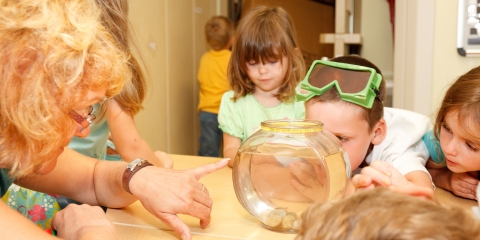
[0,0,131,177]
[228,5,305,102]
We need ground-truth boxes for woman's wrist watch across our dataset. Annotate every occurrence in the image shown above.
[122,158,153,194]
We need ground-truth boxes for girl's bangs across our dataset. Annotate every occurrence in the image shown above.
[242,31,286,63]
[457,104,480,140]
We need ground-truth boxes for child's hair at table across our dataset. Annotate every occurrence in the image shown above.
[205,16,234,51]
[0,0,130,177]
[433,65,480,142]
[96,0,146,116]
[295,188,480,240]
[307,55,386,132]
[228,5,306,102]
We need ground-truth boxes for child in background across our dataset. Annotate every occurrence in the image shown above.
[295,188,480,240]
[295,55,434,198]
[218,6,306,167]
[197,16,234,157]
[423,66,480,200]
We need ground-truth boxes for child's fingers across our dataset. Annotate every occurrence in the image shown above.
[368,161,394,177]
[351,174,373,188]
[359,167,392,186]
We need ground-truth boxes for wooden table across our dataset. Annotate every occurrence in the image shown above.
[106,154,478,240]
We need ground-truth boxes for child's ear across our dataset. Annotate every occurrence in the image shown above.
[371,119,386,145]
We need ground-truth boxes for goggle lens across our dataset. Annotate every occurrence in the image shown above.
[308,64,372,94]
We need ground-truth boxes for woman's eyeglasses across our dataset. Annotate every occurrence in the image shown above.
[68,105,96,129]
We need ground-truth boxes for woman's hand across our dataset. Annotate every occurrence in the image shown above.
[129,158,229,240]
[52,204,116,240]
[449,172,479,200]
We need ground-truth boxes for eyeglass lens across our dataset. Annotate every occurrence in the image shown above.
[68,106,96,129]
[307,64,371,94]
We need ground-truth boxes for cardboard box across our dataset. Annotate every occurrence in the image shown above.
[242,0,334,66]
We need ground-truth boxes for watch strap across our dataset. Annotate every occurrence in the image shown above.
[122,159,153,194]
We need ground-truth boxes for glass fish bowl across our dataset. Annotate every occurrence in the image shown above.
[232,119,351,233]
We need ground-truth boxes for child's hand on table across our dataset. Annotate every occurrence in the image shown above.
[352,161,434,200]
[449,171,479,200]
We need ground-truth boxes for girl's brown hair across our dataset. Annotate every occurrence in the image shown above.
[228,5,306,102]
[434,66,480,141]
[96,0,146,116]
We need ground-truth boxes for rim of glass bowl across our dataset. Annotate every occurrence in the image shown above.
[260,119,323,133]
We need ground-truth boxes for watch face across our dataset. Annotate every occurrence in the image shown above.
[127,158,145,171]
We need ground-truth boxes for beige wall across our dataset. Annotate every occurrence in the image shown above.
[360,0,393,83]
[393,1,480,117]
[432,1,480,113]
[129,0,227,155]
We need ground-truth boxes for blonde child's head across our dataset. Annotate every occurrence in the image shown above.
[205,16,234,51]
[296,188,480,240]
[229,5,306,102]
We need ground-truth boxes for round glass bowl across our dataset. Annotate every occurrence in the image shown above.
[232,120,351,233]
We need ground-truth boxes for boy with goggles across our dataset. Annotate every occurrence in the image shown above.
[295,55,434,198]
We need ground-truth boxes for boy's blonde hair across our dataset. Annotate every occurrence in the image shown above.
[296,188,480,240]
[307,55,386,132]
[0,0,131,177]
[434,65,480,143]
[228,5,306,102]
[205,16,234,51]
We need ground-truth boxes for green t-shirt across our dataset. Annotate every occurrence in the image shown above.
[218,90,305,142]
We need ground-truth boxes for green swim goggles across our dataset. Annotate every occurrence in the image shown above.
[295,60,383,109]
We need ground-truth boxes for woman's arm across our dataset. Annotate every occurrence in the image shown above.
[16,147,229,239]
[15,148,136,207]
[223,133,241,167]
[106,99,173,168]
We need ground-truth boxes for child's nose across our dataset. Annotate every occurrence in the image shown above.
[258,65,268,74]
[443,139,458,157]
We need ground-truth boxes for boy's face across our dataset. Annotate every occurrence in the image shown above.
[305,100,377,171]
[440,111,480,173]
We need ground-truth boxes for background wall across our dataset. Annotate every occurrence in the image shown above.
[394,1,480,118]
[431,1,480,114]
[129,0,227,156]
